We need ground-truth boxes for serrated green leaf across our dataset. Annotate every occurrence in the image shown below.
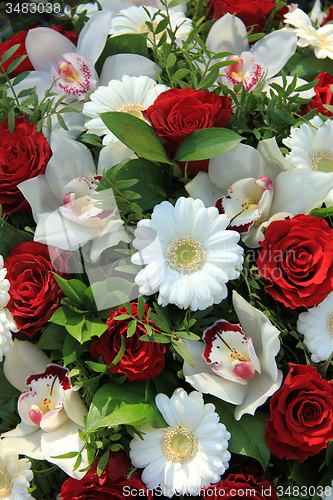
[174,128,242,162]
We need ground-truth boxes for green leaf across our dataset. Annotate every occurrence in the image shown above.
[207,397,271,470]
[97,450,109,477]
[0,365,20,406]
[63,335,84,366]
[36,323,67,351]
[12,71,30,86]
[85,361,108,373]
[109,158,167,211]
[53,276,87,306]
[168,0,186,7]
[101,112,172,164]
[290,55,333,80]
[137,295,145,321]
[166,53,177,68]
[172,340,195,367]
[109,335,126,366]
[0,218,33,260]
[86,381,167,431]
[127,319,138,338]
[6,55,27,75]
[50,451,79,459]
[84,315,108,338]
[7,108,15,134]
[96,34,148,74]
[174,128,242,162]
[197,66,220,90]
[0,44,20,64]
[139,334,170,343]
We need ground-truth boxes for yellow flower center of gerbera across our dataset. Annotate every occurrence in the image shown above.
[317,34,333,48]
[164,427,197,463]
[118,103,146,120]
[311,152,333,172]
[0,468,12,496]
[166,237,205,273]
[327,315,333,338]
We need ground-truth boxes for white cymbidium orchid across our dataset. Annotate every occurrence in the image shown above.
[186,139,333,247]
[0,340,88,479]
[205,13,311,97]
[182,291,283,420]
[18,131,128,263]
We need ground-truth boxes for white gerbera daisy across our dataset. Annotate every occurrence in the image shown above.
[110,5,192,47]
[284,8,333,59]
[282,116,333,205]
[0,454,34,500]
[297,291,333,363]
[129,388,231,497]
[83,75,169,145]
[131,197,244,311]
[0,256,18,362]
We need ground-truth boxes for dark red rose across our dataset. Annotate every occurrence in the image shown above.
[5,241,67,337]
[300,72,333,117]
[0,25,78,77]
[206,0,277,33]
[0,116,52,215]
[60,450,151,500]
[143,88,232,177]
[265,363,333,462]
[201,467,278,500]
[257,214,333,309]
[91,303,166,381]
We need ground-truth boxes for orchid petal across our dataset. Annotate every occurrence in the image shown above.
[97,142,136,174]
[269,169,333,216]
[185,172,225,207]
[251,29,297,79]
[257,137,291,179]
[1,425,44,460]
[63,389,87,427]
[90,219,129,263]
[3,340,50,392]
[235,370,283,420]
[209,144,268,191]
[26,28,76,73]
[100,54,162,86]
[9,71,52,103]
[45,132,96,200]
[44,109,86,142]
[18,175,60,223]
[206,13,248,55]
[41,420,88,478]
[77,11,112,65]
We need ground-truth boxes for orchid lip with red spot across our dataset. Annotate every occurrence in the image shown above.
[203,319,261,383]
[221,51,267,92]
[51,52,97,100]
[18,364,72,431]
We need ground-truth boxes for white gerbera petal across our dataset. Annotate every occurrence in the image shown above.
[131,198,243,311]
[110,6,192,48]
[297,291,333,362]
[0,455,34,500]
[130,389,231,497]
[83,75,169,144]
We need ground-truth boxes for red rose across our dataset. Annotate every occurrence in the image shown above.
[143,88,232,177]
[60,450,151,500]
[320,7,333,26]
[300,72,333,117]
[265,363,333,462]
[5,241,66,337]
[206,0,277,33]
[0,116,52,215]
[201,467,278,500]
[257,214,333,309]
[0,25,78,77]
[91,303,166,381]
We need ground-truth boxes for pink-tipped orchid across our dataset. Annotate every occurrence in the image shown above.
[215,176,273,234]
[0,340,88,479]
[186,140,333,247]
[182,291,283,420]
[206,13,315,98]
[18,131,129,263]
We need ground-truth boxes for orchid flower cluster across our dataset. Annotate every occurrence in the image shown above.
[2,0,333,498]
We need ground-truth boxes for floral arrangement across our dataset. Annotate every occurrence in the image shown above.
[2,0,333,498]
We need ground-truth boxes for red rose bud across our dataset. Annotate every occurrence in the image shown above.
[91,303,166,381]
